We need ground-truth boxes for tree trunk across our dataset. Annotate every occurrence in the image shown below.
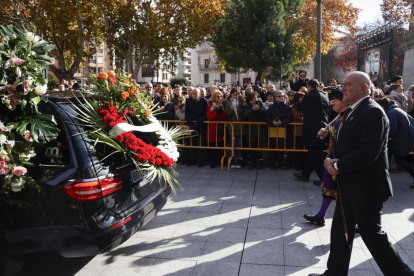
[48,3,85,83]
[132,45,148,80]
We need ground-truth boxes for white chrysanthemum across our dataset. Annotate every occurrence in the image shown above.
[25,32,40,43]
[34,84,47,95]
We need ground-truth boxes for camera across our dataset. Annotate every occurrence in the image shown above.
[323,86,341,92]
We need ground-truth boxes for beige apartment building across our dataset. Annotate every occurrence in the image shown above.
[73,41,115,80]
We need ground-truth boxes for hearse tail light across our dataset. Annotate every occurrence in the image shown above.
[64,175,123,201]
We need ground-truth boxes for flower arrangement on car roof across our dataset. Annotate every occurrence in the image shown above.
[67,70,185,193]
[0,25,59,206]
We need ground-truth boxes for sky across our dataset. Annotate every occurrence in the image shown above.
[348,0,383,26]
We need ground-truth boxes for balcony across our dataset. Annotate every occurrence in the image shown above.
[199,63,219,70]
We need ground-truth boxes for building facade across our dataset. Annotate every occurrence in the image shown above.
[190,41,258,87]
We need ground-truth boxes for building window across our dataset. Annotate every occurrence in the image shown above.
[204,74,209,84]
[89,67,96,73]
[204,59,209,69]
[163,73,168,80]
[97,57,103,64]
[220,73,225,83]
[97,46,104,54]
[98,67,104,73]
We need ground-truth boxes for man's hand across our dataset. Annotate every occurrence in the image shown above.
[317,128,328,138]
[325,158,339,179]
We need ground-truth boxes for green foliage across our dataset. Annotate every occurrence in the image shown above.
[211,0,303,82]
[170,77,190,88]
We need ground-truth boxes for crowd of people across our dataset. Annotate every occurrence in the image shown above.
[145,71,414,276]
[145,72,414,189]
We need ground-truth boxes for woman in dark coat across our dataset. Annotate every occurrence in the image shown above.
[155,93,175,122]
[265,90,292,170]
[243,92,267,170]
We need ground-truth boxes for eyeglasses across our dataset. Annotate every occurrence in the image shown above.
[276,95,284,98]
[373,95,379,98]
[178,100,183,102]
[299,75,306,77]
[145,86,153,89]
[342,82,365,88]
[217,95,223,98]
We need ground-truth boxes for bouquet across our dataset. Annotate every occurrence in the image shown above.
[67,71,187,193]
[0,25,58,206]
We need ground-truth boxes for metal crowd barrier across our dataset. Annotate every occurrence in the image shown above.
[160,120,309,171]
[160,120,414,171]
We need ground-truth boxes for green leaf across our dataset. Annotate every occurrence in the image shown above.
[31,96,41,105]
[17,120,28,136]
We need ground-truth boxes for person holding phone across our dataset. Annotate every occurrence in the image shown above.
[289,70,309,91]
[265,90,292,170]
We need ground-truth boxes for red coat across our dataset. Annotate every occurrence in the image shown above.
[206,103,227,142]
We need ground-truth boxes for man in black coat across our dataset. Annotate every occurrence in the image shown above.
[294,79,330,185]
[185,88,207,166]
[289,70,309,91]
[309,71,414,276]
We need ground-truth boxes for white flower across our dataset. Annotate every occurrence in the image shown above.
[29,148,36,157]
[0,149,8,159]
[19,153,31,162]
[6,140,15,149]
[34,84,47,95]
[25,32,40,43]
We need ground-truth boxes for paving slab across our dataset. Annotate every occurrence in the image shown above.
[44,166,414,276]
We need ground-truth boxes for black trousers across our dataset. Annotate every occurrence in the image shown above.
[327,196,413,276]
[188,134,206,165]
[301,146,324,180]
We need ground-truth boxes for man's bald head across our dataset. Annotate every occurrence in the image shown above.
[341,71,371,105]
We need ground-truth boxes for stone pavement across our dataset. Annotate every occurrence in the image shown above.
[20,164,414,276]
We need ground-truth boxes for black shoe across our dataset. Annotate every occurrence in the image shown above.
[313,180,322,186]
[293,172,309,182]
[304,214,325,226]
[308,271,330,276]
[280,166,287,170]
[256,162,263,169]
[248,163,256,170]
[271,164,277,170]
[187,162,195,166]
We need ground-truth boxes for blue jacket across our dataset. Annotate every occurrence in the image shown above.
[386,102,414,156]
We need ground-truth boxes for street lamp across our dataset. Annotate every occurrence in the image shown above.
[279,42,285,88]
